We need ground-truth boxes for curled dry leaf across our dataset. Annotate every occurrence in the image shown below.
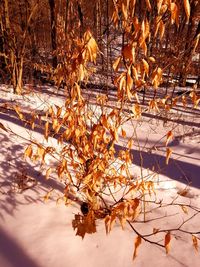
[149,56,155,63]
[46,167,52,179]
[183,0,190,22]
[44,121,49,141]
[192,235,198,251]
[24,145,33,159]
[43,189,54,202]
[165,232,171,254]
[177,188,190,197]
[121,128,127,138]
[133,235,142,260]
[149,100,159,112]
[132,66,138,80]
[170,3,178,24]
[132,103,141,118]
[166,131,173,146]
[113,56,121,72]
[142,59,149,76]
[122,3,128,20]
[14,105,24,120]
[145,0,151,11]
[193,34,200,52]
[84,30,99,63]
[157,0,163,14]
[127,139,133,149]
[122,44,135,62]
[166,148,172,165]
[151,67,163,88]
[159,20,165,39]
[180,205,188,214]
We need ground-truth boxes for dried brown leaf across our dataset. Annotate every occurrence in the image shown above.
[44,121,49,141]
[166,148,172,165]
[192,235,198,251]
[165,232,171,254]
[133,235,142,260]
[24,145,33,159]
[166,131,173,146]
[157,0,163,14]
[46,167,52,180]
[145,0,151,11]
[121,128,127,138]
[183,0,190,22]
[113,56,121,72]
[180,205,188,214]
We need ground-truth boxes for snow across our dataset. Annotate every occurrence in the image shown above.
[0,84,200,267]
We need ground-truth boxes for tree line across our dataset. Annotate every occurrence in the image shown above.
[0,0,199,94]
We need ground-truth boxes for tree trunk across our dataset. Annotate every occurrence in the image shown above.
[0,10,6,74]
[49,0,57,69]
[3,0,22,94]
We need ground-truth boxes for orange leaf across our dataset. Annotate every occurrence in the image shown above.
[122,3,128,20]
[37,146,45,162]
[78,64,84,81]
[183,0,190,22]
[75,82,83,103]
[145,0,151,11]
[14,105,24,120]
[157,0,163,14]
[151,67,163,88]
[193,34,200,52]
[149,56,155,63]
[165,232,171,254]
[166,148,172,165]
[159,20,165,39]
[166,131,173,146]
[101,115,109,129]
[132,66,138,80]
[180,205,188,214]
[113,128,119,142]
[44,121,49,141]
[170,3,178,25]
[141,41,147,56]
[192,235,198,251]
[133,92,140,103]
[121,128,127,138]
[127,73,133,91]
[56,106,62,117]
[24,145,33,159]
[133,235,142,260]
[132,103,141,118]
[127,139,133,149]
[46,168,52,180]
[113,56,121,72]
[142,59,149,76]
[122,44,135,62]
[43,189,53,202]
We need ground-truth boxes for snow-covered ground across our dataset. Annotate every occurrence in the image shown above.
[0,84,200,267]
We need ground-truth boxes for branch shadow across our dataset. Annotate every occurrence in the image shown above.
[115,143,200,189]
[0,132,65,219]
[0,228,41,267]
[0,130,82,220]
